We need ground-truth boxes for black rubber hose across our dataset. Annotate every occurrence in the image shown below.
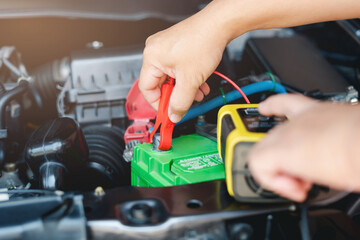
[31,62,61,103]
[85,138,124,171]
[300,201,311,240]
[83,125,125,149]
[85,134,124,154]
[83,125,130,187]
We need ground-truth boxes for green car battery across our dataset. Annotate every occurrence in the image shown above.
[131,134,225,187]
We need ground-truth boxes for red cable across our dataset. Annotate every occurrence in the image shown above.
[213,71,251,104]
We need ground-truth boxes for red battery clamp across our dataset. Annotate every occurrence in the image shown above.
[149,77,175,150]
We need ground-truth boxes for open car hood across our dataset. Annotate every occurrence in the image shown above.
[0,0,210,21]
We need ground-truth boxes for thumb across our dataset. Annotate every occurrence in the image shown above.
[258,94,317,118]
[168,77,200,123]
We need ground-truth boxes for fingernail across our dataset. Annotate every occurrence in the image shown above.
[170,114,182,123]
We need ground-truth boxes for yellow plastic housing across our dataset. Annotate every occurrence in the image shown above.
[217,104,265,196]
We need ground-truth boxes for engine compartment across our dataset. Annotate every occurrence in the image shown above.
[0,13,359,240]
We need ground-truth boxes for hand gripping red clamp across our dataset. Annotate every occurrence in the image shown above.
[149,77,175,151]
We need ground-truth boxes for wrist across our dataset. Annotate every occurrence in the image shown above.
[198,0,258,43]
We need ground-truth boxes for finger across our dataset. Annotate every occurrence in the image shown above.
[248,134,313,202]
[168,75,200,123]
[139,63,167,110]
[269,174,312,202]
[249,160,309,202]
[194,90,204,102]
[199,82,210,96]
[248,149,310,202]
[258,94,317,118]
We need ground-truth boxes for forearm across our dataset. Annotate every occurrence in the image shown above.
[200,0,360,42]
[344,107,360,191]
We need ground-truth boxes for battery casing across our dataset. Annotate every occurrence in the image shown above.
[131,134,225,187]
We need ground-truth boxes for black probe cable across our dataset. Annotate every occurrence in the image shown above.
[300,197,311,240]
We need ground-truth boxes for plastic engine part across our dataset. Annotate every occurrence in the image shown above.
[131,134,225,187]
[64,47,143,125]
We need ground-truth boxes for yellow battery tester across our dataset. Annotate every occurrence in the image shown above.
[217,104,287,203]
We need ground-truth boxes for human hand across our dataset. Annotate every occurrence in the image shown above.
[139,1,246,123]
[247,94,360,202]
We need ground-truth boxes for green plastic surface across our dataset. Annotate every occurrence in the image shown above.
[131,134,225,187]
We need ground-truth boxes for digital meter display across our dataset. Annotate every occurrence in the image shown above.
[237,108,286,133]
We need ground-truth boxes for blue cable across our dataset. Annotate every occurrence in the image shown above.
[176,81,287,125]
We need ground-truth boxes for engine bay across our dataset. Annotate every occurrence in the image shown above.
[0,9,360,240]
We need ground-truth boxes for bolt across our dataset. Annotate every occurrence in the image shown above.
[94,186,105,197]
[355,30,360,38]
[196,115,206,126]
[152,133,167,152]
[130,203,152,223]
[289,204,297,212]
[86,41,104,49]
[198,115,205,122]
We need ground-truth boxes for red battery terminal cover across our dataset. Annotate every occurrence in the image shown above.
[124,79,157,144]
[149,77,176,150]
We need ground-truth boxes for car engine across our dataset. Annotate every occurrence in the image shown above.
[0,2,359,240]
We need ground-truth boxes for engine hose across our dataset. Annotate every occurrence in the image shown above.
[177,81,287,125]
[82,125,125,150]
[31,58,70,105]
[83,125,130,188]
